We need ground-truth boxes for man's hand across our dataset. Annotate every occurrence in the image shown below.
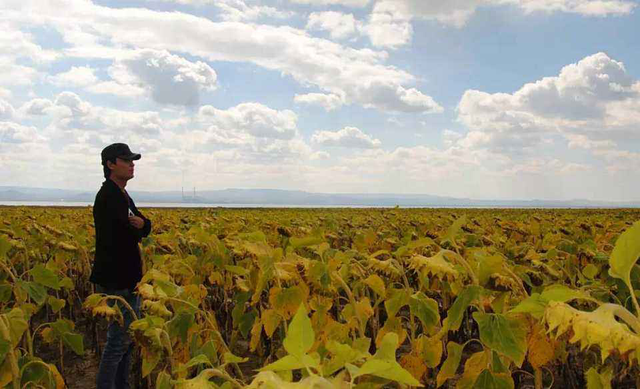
[129,216,144,229]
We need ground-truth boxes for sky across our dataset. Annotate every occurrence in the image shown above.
[1,0,640,201]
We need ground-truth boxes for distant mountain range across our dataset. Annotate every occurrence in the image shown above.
[0,186,638,208]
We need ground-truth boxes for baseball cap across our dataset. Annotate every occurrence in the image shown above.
[101,143,141,165]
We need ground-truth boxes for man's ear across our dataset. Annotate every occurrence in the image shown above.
[106,160,116,170]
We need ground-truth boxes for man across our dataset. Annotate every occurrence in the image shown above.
[90,143,151,389]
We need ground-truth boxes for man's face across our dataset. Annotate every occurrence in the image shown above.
[107,157,135,181]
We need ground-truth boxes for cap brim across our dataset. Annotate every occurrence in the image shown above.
[120,153,141,161]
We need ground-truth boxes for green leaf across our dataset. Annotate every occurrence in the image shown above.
[364,275,386,298]
[180,354,213,372]
[409,292,440,330]
[373,332,399,360]
[238,311,257,339]
[19,281,47,305]
[541,284,593,303]
[156,371,173,389]
[324,341,366,376]
[167,311,195,343]
[30,264,60,290]
[436,342,463,388]
[196,340,219,365]
[585,367,612,389]
[47,297,66,314]
[0,339,9,366]
[283,304,314,359]
[4,308,28,347]
[473,370,514,389]
[143,349,162,378]
[478,254,504,286]
[582,264,599,279]
[0,236,10,259]
[356,359,422,386]
[289,235,325,249]
[260,355,306,371]
[50,319,84,355]
[473,313,526,367]
[609,221,640,286]
[223,352,248,364]
[385,288,410,318]
[441,215,467,248]
[509,294,547,319]
[224,265,250,276]
[394,237,434,258]
[447,286,482,331]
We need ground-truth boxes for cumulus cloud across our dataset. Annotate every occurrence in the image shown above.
[354,82,444,113]
[108,49,218,106]
[456,53,639,153]
[307,11,362,40]
[0,122,43,144]
[312,126,381,148]
[48,66,98,88]
[199,103,298,140]
[19,99,54,116]
[294,93,344,111]
[0,101,15,120]
[2,0,440,114]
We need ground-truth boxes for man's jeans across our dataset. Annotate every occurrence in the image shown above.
[95,286,141,389]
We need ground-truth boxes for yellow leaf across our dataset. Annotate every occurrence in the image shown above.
[269,286,308,320]
[399,353,426,383]
[376,317,407,348]
[409,251,459,280]
[250,320,262,352]
[528,324,555,368]
[545,302,640,362]
[48,363,66,388]
[262,309,282,338]
[455,350,490,389]
[364,275,386,298]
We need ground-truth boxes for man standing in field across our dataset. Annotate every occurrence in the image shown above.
[90,143,151,389]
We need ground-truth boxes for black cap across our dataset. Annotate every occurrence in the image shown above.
[101,143,141,165]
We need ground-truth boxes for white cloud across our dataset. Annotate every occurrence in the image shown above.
[363,0,636,47]
[2,0,440,114]
[456,53,639,153]
[0,22,59,64]
[19,99,54,116]
[0,58,40,86]
[442,129,463,147]
[214,0,295,21]
[86,81,146,98]
[565,134,616,150]
[199,103,298,140]
[355,81,444,113]
[312,126,381,148]
[307,11,362,40]
[288,0,371,6]
[0,88,12,100]
[0,122,44,144]
[0,101,15,120]
[509,0,636,16]
[310,150,330,160]
[294,93,344,111]
[48,66,98,88]
[106,49,217,106]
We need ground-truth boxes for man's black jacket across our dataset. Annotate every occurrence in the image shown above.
[89,179,151,290]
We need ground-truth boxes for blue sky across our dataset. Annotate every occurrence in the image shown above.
[1,0,639,201]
